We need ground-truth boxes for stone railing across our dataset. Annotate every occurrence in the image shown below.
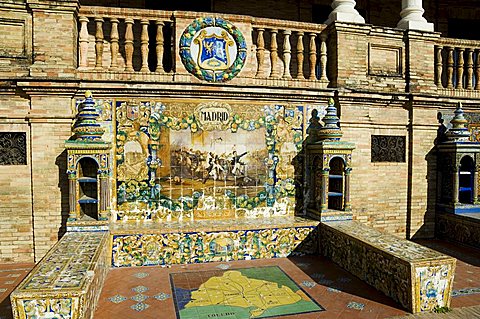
[77,6,175,75]
[435,37,480,93]
[76,7,330,87]
[251,17,329,85]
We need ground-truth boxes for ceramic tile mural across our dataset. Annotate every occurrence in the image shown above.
[416,265,453,311]
[111,226,317,267]
[112,99,326,221]
[320,221,456,313]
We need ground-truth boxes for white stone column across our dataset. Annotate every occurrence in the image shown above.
[325,0,365,24]
[397,0,434,31]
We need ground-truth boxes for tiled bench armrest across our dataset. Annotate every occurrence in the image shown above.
[320,220,456,313]
[11,232,109,319]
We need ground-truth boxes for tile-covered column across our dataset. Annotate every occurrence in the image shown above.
[325,0,365,24]
[397,0,434,32]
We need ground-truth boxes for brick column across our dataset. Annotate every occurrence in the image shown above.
[397,0,434,32]
[26,0,79,76]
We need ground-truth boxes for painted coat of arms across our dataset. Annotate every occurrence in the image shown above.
[180,17,247,82]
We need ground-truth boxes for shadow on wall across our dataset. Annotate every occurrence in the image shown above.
[55,149,69,239]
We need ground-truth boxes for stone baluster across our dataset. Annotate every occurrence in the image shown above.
[308,33,317,80]
[466,48,474,90]
[110,18,119,70]
[78,16,89,69]
[94,18,104,69]
[434,45,442,87]
[140,19,150,72]
[397,0,433,31]
[446,46,454,89]
[456,47,465,89]
[155,20,165,73]
[325,0,365,24]
[319,33,328,82]
[255,28,265,77]
[124,18,134,72]
[282,30,292,79]
[296,31,304,79]
[269,29,279,78]
[476,50,480,90]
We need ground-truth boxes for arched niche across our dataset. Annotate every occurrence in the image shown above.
[328,157,345,210]
[459,155,475,204]
[77,156,100,220]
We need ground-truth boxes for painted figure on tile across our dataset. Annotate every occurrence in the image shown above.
[231,150,247,176]
[117,122,149,181]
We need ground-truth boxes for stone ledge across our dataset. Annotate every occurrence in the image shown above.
[320,220,456,313]
[10,231,109,319]
[436,211,480,249]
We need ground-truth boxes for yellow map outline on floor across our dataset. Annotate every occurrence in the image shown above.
[172,266,324,319]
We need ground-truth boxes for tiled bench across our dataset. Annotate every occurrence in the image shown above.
[436,211,480,249]
[11,231,108,319]
[110,216,320,267]
[320,220,456,313]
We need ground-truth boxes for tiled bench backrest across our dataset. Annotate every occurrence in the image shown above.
[11,232,109,319]
[320,221,456,313]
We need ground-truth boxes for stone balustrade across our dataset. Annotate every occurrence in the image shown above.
[251,18,329,86]
[435,37,480,93]
[78,6,174,74]
[76,7,330,87]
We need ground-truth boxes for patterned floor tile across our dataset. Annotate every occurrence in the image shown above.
[130,302,150,312]
[347,301,365,310]
[108,294,128,304]
[131,294,149,302]
[153,292,171,301]
[132,285,149,293]
[132,272,149,279]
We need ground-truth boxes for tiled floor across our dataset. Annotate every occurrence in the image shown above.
[0,263,34,319]
[95,256,409,319]
[2,239,480,319]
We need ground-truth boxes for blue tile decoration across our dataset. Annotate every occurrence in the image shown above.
[131,294,149,302]
[310,273,325,279]
[130,302,150,312]
[301,280,317,288]
[452,287,480,297]
[108,294,127,304]
[153,292,171,301]
[133,272,149,279]
[347,301,365,310]
[216,264,231,270]
[327,287,342,293]
[0,288,7,293]
[132,286,149,293]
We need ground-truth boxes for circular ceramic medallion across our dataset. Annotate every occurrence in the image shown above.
[179,17,247,82]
